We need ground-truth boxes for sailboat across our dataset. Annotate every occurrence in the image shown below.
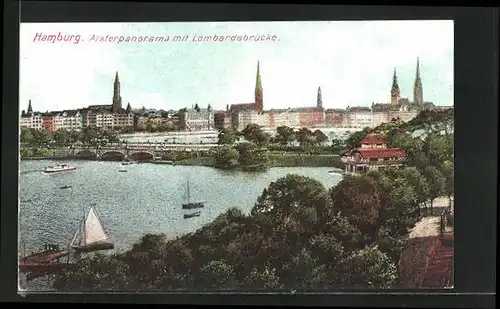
[184,211,201,219]
[182,176,204,210]
[70,206,114,253]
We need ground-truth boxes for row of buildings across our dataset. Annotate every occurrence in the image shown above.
[20,72,136,132]
[20,59,452,133]
[213,59,452,131]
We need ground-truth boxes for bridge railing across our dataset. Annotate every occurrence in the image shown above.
[72,144,219,151]
[73,142,220,148]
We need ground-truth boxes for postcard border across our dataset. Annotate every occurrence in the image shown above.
[2,1,497,307]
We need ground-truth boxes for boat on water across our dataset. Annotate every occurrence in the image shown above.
[120,160,136,166]
[70,206,114,253]
[182,177,204,210]
[60,185,72,189]
[184,211,201,219]
[43,164,77,174]
[119,169,128,172]
[18,242,71,278]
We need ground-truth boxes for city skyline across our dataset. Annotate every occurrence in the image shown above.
[20,21,454,113]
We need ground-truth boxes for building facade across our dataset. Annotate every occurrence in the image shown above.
[20,100,44,130]
[341,133,407,174]
[81,72,135,130]
[42,113,56,132]
[52,110,83,131]
[179,104,215,131]
[268,108,301,129]
[214,110,232,130]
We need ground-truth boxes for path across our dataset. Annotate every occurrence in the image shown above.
[400,196,454,288]
[421,232,454,288]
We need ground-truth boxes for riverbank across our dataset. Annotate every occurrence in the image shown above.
[21,152,345,169]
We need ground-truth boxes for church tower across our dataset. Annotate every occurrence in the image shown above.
[112,71,123,112]
[390,68,401,105]
[27,99,33,114]
[413,57,424,106]
[317,86,323,109]
[255,61,263,113]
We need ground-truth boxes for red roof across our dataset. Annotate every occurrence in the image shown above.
[358,148,406,159]
[229,103,257,113]
[361,133,387,145]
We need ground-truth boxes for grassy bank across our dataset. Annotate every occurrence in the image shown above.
[175,156,217,166]
[269,153,344,168]
[176,153,343,169]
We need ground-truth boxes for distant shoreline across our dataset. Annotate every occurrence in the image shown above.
[20,153,344,169]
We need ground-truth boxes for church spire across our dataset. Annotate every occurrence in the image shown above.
[413,57,423,105]
[317,86,323,109]
[390,68,401,105]
[255,61,263,113]
[112,71,122,112]
[27,99,33,113]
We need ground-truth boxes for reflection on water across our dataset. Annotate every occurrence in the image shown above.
[18,160,342,291]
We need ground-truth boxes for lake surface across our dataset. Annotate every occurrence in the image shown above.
[18,160,342,290]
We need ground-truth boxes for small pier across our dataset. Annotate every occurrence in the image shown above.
[19,249,75,281]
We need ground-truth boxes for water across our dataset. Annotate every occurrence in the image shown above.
[18,160,342,291]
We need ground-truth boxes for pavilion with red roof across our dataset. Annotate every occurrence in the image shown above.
[341,133,407,174]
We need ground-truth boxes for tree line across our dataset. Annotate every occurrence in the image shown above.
[219,124,335,151]
[213,124,337,170]
[21,127,122,149]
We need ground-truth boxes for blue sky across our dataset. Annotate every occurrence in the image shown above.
[20,20,453,113]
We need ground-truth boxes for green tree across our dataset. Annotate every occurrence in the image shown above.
[20,128,34,145]
[330,175,381,238]
[425,133,453,166]
[422,166,446,212]
[241,124,269,147]
[235,142,269,169]
[251,174,332,234]
[213,145,239,168]
[398,167,430,217]
[53,129,71,146]
[313,129,328,146]
[442,160,454,207]
[330,138,346,154]
[334,245,397,288]
[381,174,419,236]
[275,126,296,146]
[288,248,328,289]
[296,128,315,150]
[344,128,371,150]
[199,260,237,289]
[243,263,282,289]
[218,128,237,145]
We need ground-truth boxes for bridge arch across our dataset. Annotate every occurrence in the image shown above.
[101,151,126,161]
[129,151,155,161]
[75,149,97,159]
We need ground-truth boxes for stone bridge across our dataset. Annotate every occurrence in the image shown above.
[70,143,219,161]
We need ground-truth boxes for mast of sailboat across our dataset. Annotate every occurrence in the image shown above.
[186,176,190,204]
[82,205,86,246]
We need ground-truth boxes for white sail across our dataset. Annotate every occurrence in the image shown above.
[84,207,108,245]
[70,227,80,246]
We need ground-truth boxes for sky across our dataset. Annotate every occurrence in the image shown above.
[19,20,454,113]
